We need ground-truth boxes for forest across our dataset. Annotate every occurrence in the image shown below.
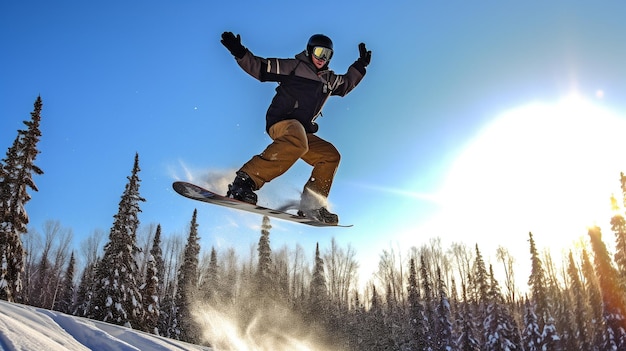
[3,97,626,350]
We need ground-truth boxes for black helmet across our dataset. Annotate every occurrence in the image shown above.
[307,34,333,58]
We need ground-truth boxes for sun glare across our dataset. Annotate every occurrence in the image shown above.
[430,95,626,254]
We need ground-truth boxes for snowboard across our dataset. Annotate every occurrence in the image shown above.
[172,181,352,227]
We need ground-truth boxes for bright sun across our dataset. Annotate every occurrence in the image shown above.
[428,95,626,256]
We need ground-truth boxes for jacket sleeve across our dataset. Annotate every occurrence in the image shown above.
[330,61,366,97]
[235,51,297,82]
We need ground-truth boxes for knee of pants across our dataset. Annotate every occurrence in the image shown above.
[290,135,310,156]
[270,120,309,156]
[331,150,341,165]
[325,148,341,167]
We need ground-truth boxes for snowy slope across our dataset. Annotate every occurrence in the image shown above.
[0,299,212,351]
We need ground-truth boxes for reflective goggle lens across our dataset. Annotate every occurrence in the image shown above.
[312,46,333,61]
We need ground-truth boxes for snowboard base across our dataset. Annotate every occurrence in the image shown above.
[172,181,352,227]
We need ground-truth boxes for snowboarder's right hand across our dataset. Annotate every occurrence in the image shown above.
[221,32,247,59]
[358,43,371,67]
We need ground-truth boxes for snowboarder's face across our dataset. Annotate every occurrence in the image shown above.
[310,46,332,69]
[312,56,327,69]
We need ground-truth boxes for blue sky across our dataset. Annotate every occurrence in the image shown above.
[3,1,626,282]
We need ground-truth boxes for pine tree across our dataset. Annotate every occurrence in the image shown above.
[471,244,489,346]
[0,96,43,302]
[527,231,562,351]
[457,284,480,351]
[54,251,76,314]
[483,264,519,351]
[73,260,98,318]
[527,232,550,329]
[420,254,435,350]
[32,239,52,308]
[158,283,177,339]
[434,266,455,351]
[150,224,165,299]
[176,209,201,343]
[202,246,219,302]
[140,224,164,334]
[581,248,604,351]
[541,317,561,351]
[566,251,591,350]
[366,285,391,350]
[348,291,366,350]
[473,244,489,307]
[588,226,626,350]
[408,258,428,350]
[611,189,626,291]
[383,282,400,350]
[256,215,273,297]
[522,298,541,351]
[541,315,561,351]
[309,242,328,324]
[555,286,576,351]
[93,153,145,328]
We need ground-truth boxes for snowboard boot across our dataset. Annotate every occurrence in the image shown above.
[227,171,258,205]
[298,207,339,225]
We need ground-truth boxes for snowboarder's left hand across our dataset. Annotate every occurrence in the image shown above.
[221,32,247,59]
[358,43,371,67]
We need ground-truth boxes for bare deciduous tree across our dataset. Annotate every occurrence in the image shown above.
[324,238,359,308]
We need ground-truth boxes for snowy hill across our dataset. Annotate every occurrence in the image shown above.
[0,299,212,351]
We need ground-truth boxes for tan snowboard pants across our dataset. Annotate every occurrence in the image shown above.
[240,119,340,199]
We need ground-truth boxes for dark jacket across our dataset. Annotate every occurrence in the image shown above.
[235,50,366,133]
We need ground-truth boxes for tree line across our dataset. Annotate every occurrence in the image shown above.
[3,97,626,350]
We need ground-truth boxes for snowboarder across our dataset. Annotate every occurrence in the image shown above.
[220,31,371,224]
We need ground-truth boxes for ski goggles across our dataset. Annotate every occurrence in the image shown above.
[312,46,333,61]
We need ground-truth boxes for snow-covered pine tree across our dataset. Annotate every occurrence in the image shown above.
[408,257,429,350]
[383,282,403,350]
[273,247,290,302]
[472,244,489,308]
[581,248,605,351]
[141,224,164,334]
[566,251,591,350]
[32,234,52,308]
[309,242,328,325]
[256,215,272,296]
[434,265,455,351]
[73,260,98,318]
[348,291,366,350]
[420,254,435,350]
[610,189,626,292]
[158,283,177,339]
[93,153,145,328]
[201,246,219,302]
[220,247,237,303]
[54,251,76,314]
[0,96,43,302]
[522,298,541,351]
[527,233,551,331]
[588,226,626,350]
[151,224,165,299]
[554,286,576,351]
[457,283,480,351]
[471,244,489,346]
[175,209,201,343]
[541,316,561,351]
[365,285,392,350]
[483,264,519,351]
[449,277,459,321]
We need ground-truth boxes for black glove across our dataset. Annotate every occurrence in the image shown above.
[358,43,371,67]
[221,32,247,59]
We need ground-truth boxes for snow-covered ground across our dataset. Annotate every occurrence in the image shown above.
[0,299,212,351]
